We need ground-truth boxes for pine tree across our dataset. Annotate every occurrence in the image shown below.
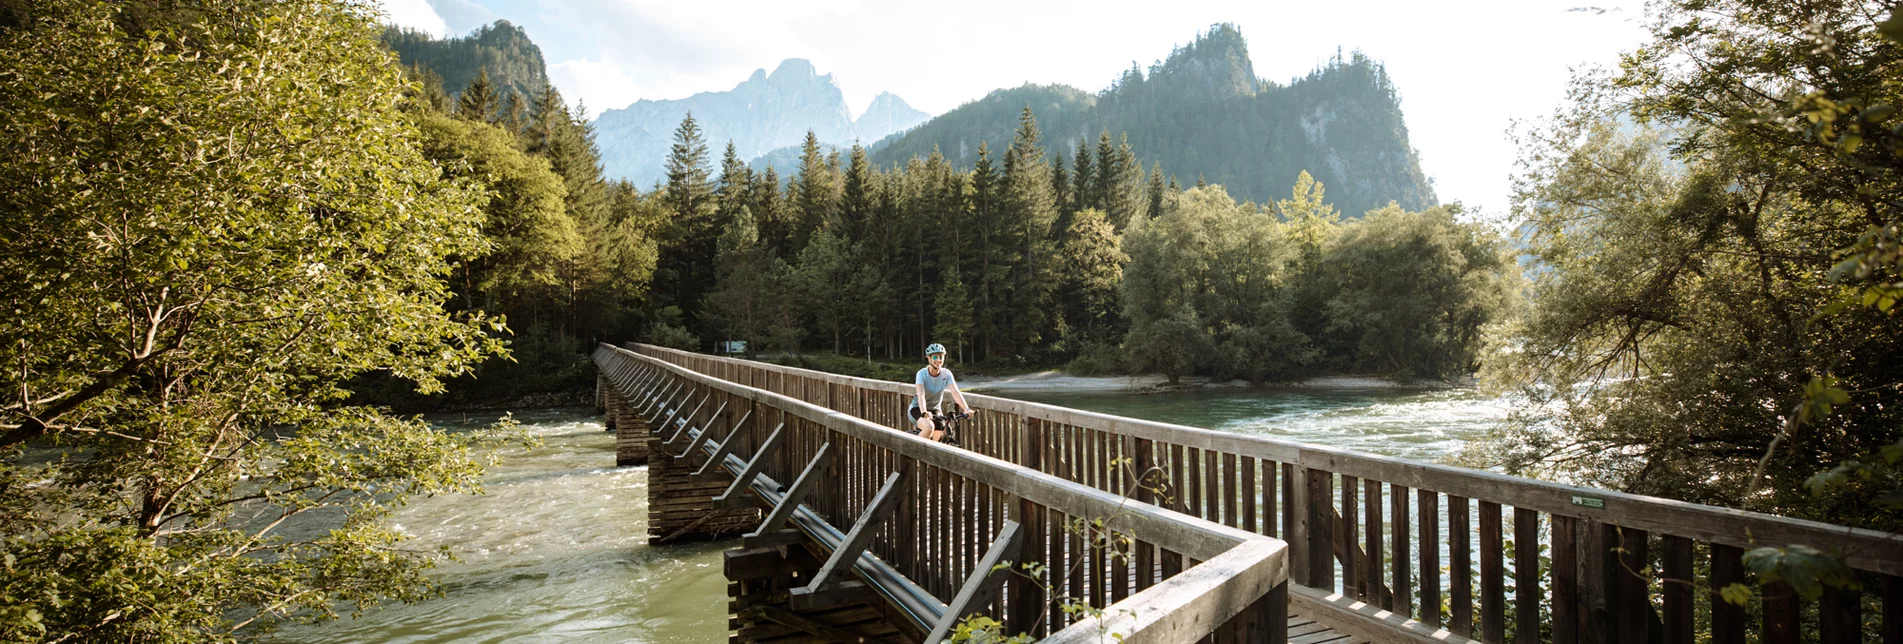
[789,130,836,254]
[838,142,874,242]
[1147,164,1168,221]
[1000,107,1060,355]
[967,143,1003,360]
[1072,138,1095,212]
[751,165,790,258]
[457,68,496,122]
[934,267,975,363]
[656,112,717,330]
[717,141,752,220]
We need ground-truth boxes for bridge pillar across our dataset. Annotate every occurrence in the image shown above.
[644,438,756,543]
[604,388,648,466]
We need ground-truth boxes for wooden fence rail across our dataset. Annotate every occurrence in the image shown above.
[595,344,1292,643]
[627,343,1903,644]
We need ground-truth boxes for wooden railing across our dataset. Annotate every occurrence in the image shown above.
[595,344,1292,642]
[628,343,1903,644]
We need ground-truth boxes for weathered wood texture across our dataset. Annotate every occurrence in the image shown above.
[596,344,1293,644]
[622,342,1903,644]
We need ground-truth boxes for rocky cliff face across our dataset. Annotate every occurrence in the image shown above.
[855,92,932,145]
[873,24,1437,217]
[593,59,927,186]
[382,21,549,104]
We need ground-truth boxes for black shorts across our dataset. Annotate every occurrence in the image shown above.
[907,406,934,425]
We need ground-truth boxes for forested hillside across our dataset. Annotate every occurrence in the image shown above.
[382,20,548,105]
[872,24,1436,218]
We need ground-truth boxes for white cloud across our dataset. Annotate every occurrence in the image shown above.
[377,0,448,37]
[548,58,647,119]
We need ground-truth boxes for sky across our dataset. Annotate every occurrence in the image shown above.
[378,0,1652,216]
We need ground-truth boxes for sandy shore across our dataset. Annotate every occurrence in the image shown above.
[960,371,1451,394]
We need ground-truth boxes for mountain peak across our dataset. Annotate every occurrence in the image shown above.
[770,58,820,81]
[855,92,931,145]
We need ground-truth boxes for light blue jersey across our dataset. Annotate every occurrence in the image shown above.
[910,366,956,412]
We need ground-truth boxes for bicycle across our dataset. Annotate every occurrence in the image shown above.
[921,409,973,447]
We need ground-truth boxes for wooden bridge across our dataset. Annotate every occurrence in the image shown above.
[593,342,1903,644]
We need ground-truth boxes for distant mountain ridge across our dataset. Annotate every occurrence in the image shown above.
[871,24,1436,217]
[382,21,549,103]
[592,60,931,187]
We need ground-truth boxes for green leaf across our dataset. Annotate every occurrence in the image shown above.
[1720,583,1754,606]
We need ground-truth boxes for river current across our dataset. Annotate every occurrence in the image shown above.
[278,386,1506,643]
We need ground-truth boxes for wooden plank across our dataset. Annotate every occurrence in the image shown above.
[1287,584,1483,644]
[1242,456,1258,534]
[678,407,743,462]
[713,423,786,509]
[1307,468,1335,589]
[745,442,833,545]
[1578,521,1613,644]
[1761,580,1800,644]
[1820,583,1860,644]
[1202,446,1219,520]
[1224,452,1239,529]
[792,469,909,609]
[1390,483,1413,621]
[1342,474,1359,598]
[1515,508,1541,644]
[1006,498,1045,638]
[1450,495,1473,637]
[1661,535,1691,644]
[743,604,893,644]
[924,521,1024,643]
[1616,526,1649,644]
[1042,539,1286,644]
[1366,478,1387,610]
[1189,447,1205,520]
[1479,501,1504,644]
[692,409,752,480]
[1420,488,1441,629]
[1171,444,1186,515]
[1885,574,1903,644]
[1551,515,1578,644]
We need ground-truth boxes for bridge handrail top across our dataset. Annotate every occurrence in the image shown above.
[602,344,1280,564]
[613,343,1903,576]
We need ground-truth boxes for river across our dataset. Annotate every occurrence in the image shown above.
[277,385,1506,643]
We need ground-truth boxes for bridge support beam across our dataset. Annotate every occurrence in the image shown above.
[605,387,648,466]
[726,541,918,644]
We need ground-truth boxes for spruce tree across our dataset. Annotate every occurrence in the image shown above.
[656,112,717,330]
[717,141,752,220]
[750,165,790,258]
[789,130,836,254]
[1072,138,1096,212]
[967,143,1002,360]
[839,142,875,242]
[1147,164,1168,221]
[1000,107,1060,355]
[457,67,496,122]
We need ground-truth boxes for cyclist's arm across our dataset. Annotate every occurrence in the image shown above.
[947,379,970,414]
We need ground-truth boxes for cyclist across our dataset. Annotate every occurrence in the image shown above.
[909,343,971,442]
